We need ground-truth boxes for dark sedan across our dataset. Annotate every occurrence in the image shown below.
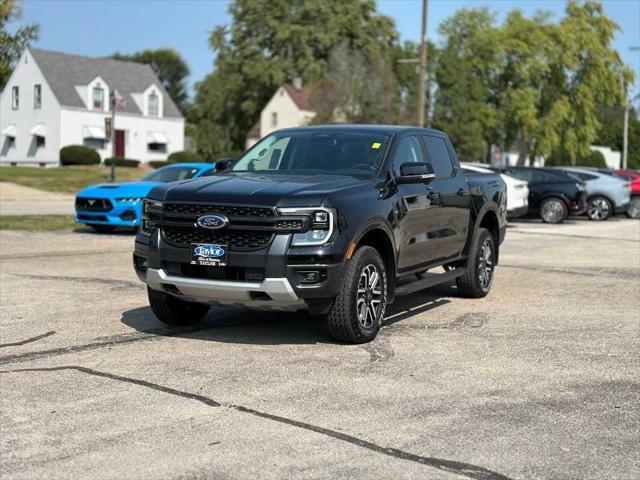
[491,167,587,223]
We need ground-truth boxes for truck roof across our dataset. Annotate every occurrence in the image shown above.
[275,124,447,136]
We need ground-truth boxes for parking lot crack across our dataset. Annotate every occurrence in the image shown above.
[0,331,56,348]
[0,365,513,480]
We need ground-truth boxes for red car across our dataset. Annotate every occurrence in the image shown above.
[612,170,640,218]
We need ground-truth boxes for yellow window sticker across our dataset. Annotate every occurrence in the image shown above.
[371,142,381,149]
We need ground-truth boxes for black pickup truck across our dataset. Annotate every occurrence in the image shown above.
[133,125,507,343]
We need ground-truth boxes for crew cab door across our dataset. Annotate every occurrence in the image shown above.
[419,134,471,260]
[391,135,440,271]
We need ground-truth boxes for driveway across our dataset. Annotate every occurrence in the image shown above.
[0,218,638,479]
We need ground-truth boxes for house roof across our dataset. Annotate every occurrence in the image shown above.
[29,48,182,118]
[281,83,312,110]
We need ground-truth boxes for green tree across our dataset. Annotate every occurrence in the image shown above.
[111,49,190,112]
[432,9,499,161]
[0,0,39,89]
[190,0,398,157]
[593,104,640,169]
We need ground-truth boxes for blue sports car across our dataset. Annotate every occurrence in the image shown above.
[75,163,215,232]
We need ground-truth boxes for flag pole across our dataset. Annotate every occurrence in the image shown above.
[110,91,116,182]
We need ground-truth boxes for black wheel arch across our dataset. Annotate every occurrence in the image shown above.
[465,205,502,265]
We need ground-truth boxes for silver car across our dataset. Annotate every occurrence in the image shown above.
[547,167,631,220]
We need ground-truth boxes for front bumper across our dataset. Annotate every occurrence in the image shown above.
[507,205,528,219]
[76,201,142,227]
[134,229,348,313]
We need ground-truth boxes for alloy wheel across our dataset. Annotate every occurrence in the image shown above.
[628,197,640,219]
[356,264,383,328]
[588,198,610,221]
[478,238,494,291]
[541,199,565,223]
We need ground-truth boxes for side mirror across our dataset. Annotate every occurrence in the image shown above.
[214,157,235,173]
[397,162,435,184]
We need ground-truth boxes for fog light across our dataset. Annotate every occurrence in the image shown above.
[296,270,325,284]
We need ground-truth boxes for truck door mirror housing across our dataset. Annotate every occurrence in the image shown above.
[214,157,235,173]
[397,162,436,184]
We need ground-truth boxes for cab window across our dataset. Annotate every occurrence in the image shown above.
[391,136,423,176]
[422,136,454,179]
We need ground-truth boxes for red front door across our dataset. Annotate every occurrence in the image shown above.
[115,130,125,158]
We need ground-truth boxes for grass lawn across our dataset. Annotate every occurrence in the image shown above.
[0,215,78,231]
[0,165,152,194]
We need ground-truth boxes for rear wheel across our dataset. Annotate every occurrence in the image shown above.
[627,196,640,219]
[326,246,387,344]
[90,224,115,233]
[456,228,495,298]
[147,287,210,326]
[587,196,612,221]
[539,198,567,224]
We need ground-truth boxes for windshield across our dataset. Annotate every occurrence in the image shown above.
[141,166,201,183]
[230,131,390,176]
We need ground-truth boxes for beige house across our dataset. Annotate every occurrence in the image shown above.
[246,80,316,148]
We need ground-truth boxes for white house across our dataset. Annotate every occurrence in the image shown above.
[0,48,184,166]
[246,79,316,148]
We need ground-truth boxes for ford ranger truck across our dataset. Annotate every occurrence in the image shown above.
[133,126,507,344]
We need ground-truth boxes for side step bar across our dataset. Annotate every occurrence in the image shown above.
[395,268,466,297]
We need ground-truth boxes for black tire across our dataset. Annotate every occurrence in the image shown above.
[587,196,612,221]
[326,246,387,344]
[456,228,495,298]
[90,224,115,233]
[539,197,568,224]
[627,196,640,219]
[147,287,210,326]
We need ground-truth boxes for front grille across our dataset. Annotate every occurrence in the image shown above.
[76,197,113,212]
[78,214,108,221]
[163,226,273,250]
[164,203,274,218]
[162,261,265,281]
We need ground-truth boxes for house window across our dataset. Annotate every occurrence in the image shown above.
[36,136,46,148]
[34,84,42,109]
[93,86,104,110]
[11,87,19,110]
[271,112,278,127]
[148,92,158,117]
[147,142,166,153]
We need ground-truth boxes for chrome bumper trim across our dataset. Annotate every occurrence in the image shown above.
[145,268,306,311]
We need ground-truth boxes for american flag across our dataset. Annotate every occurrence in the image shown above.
[112,89,127,109]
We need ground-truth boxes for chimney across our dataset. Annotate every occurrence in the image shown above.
[292,77,303,90]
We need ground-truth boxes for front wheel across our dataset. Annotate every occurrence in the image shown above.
[456,228,495,298]
[627,196,640,219]
[326,246,387,344]
[147,287,210,326]
[539,198,567,224]
[587,196,612,221]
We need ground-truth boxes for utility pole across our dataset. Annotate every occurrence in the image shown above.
[417,0,429,127]
[623,47,639,170]
[622,102,629,169]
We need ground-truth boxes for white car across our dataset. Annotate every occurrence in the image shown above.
[461,163,529,218]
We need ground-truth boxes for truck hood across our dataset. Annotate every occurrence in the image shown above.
[77,181,160,199]
[155,173,374,207]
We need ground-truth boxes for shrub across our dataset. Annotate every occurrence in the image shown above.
[149,160,169,169]
[167,150,204,163]
[103,157,140,168]
[60,145,100,166]
[576,150,607,168]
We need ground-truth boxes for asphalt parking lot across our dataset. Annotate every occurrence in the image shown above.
[0,218,638,480]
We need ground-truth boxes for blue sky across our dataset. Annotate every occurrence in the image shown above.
[12,0,640,97]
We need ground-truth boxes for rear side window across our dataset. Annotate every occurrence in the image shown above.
[422,136,453,179]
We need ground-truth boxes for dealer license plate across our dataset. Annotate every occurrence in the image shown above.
[191,244,227,266]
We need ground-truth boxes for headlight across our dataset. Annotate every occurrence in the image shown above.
[140,199,163,236]
[116,197,143,203]
[278,207,335,246]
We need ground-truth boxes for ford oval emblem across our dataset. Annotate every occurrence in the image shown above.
[196,214,229,230]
